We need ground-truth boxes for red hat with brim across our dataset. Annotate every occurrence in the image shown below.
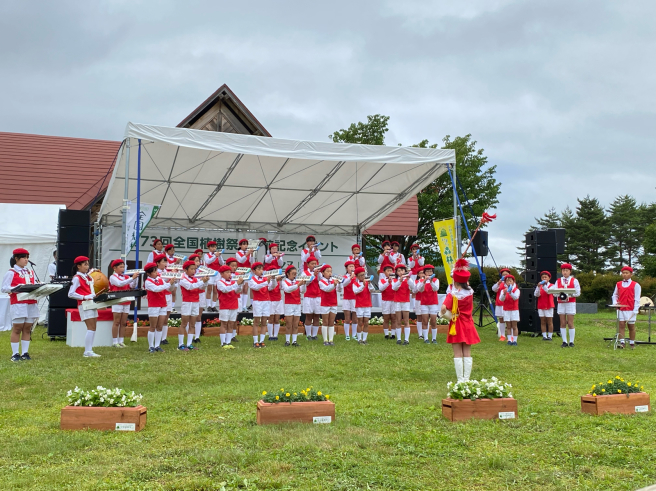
[499,268,511,274]
[239,239,249,246]
[152,238,162,246]
[391,241,400,246]
[505,274,515,281]
[306,235,316,242]
[382,241,391,247]
[354,267,366,275]
[285,264,297,275]
[351,244,360,250]
[110,259,124,269]
[381,265,394,271]
[251,262,264,270]
[144,262,157,272]
[183,260,195,270]
[269,243,279,249]
[74,256,89,264]
[218,265,232,273]
[207,241,217,247]
[423,264,435,270]
[225,257,238,265]
[561,263,573,270]
[320,264,331,272]
[154,254,167,263]
[540,271,552,278]
[12,248,29,256]
[410,244,419,250]
[194,249,203,254]
[621,266,633,273]
[165,244,175,251]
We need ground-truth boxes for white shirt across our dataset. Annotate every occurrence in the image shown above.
[110,273,138,289]
[391,276,415,291]
[248,275,277,291]
[612,279,641,313]
[2,265,36,293]
[352,279,375,294]
[68,272,95,301]
[319,277,341,293]
[301,247,321,265]
[217,278,241,293]
[180,273,206,291]
[499,284,520,301]
[47,261,57,280]
[417,277,439,292]
[145,276,171,293]
[282,279,306,294]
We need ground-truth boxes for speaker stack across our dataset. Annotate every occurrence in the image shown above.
[48,209,91,338]
[518,228,565,333]
[471,230,488,257]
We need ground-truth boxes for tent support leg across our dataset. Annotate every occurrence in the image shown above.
[131,139,142,342]
[120,140,130,260]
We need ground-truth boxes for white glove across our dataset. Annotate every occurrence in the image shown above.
[85,294,94,300]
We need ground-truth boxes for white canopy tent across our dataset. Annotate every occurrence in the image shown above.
[98,123,456,242]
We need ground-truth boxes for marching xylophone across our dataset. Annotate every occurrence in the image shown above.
[12,283,67,302]
[82,289,146,311]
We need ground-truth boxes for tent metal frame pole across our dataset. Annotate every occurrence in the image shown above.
[131,139,142,340]
[120,140,130,259]
[190,153,243,223]
[452,162,461,257]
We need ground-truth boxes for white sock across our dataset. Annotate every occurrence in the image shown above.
[416,321,422,336]
[274,323,280,337]
[432,328,437,341]
[267,323,273,337]
[560,328,567,341]
[291,333,297,342]
[195,321,201,339]
[162,325,168,340]
[220,333,226,344]
[328,326,335,342]
[395,327,402,339]
[499,322,505,337]
[112,337,118,345]
[232,328,237,337]
[357,331,362,341]
[542,332,547,339]
[363,332,368,341]
[253,335,258,343]
[422,328,429,339]
[178,334,185,346]
[548,332,553,339]
[259,333,266,343]
[383,328,389,336]
[345,323,350,337]
[305,324,312,336]
[21,339,30,353]
[311,325,319,337]
[85,330,95,353]
[454,357,464,382]
[11,342,19,355]
[147,331,154,348]
[463,357,473,381]
[496,322,502,337]
[226,331,233,342]
[569,329,575,343]
[154,330,162,347]
[321,326,328,341]
[187,333,193,345]
[286,334,291,342]
[118,337,124,344]
[629,339,635,345]
[404,327,410,341]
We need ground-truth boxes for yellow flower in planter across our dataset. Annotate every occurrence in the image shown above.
[281,388,284,392]
[628,383,631,387]
[294,393,297,396]
[317,391,322,396]
[641,386,644,390]
[621,378,624,382]
[618,390,622,393]
[286,393,290,397]
[608,380,612,384]
[326,395,330,399]
[616,376,620,379]
[276,396,279,400]
[593,394,597,397]
[262,391,267,395]
[601,389,605,392]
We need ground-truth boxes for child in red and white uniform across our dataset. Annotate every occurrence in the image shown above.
[491,267,511,342]
[555,263,581,348]
[155,254,174,344]
[413,267,425,340]
[146,238,164,264]
[348,244,366,268]
[534,271,555,341]
[2,248,39,362]
[612,266,641,349]
[441,259,480,382]
[190,254,205,344]
[179,261,208,351]
[109,259,138,348]
[224,257,241,341]
[143,262,171,353]
[318,264,340,346]
[377,241,395,270]
[341,261,357,341]
[217,265,244,346]
[236,239,253,312]
[282,265,308,347]
[378,265,396,340]
[302,256,322,340]
[499,275,520,346]
[352,267,375,344]
[265,243,284,341]
[392,264,415,345]
[194,249,204,262]
[418,264,440,344]
[165,244,181,310]
[204,241,224,312]
[68,256,100,358]
[249,262,277,348]
[391,241,406,265]
[301,235,322,270]
[407,244,424,311]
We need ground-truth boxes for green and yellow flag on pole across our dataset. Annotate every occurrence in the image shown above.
[433,218,457,284]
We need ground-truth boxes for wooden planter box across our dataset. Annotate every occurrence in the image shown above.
[442,398,518,422]
[257,400,335,425]
[581,392,650,415]
[61,405,147,431]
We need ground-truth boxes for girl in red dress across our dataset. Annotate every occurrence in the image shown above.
[441,259,480,382]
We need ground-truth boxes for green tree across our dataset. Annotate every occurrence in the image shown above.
[642,223,656,277]
[329,114,390,145]
[568,196,610,272]
[607,195,640,269]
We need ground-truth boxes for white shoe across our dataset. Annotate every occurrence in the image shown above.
[118,342,127,348]
[83,351,101,358]
[112,343,121,348]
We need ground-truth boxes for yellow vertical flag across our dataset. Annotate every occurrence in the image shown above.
[433,219,457,284]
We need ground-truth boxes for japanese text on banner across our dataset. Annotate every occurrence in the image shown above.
[433,219,457,284]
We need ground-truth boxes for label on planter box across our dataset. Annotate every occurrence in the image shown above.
[498,412,515,420]
[635,405,649,413]
[313,416,332,424]
[115,423,136,431]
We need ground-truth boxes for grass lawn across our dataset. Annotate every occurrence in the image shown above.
[1,312,656,490]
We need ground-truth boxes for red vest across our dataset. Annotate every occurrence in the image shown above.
[556,276,576,303]
[205,252,220,271]
[393,277,411,303]
[269,281,282,302]
[379,277,395,302]
[379,252,394,270]
[110,273,133,306]
[264,255,281,272]
[251,276,270,302]
[536,283,555,310]
[420,278,439,305]
[343,274,355,300]
[415,281,423,303]
[409,256,423,275]
[218,279,239,310]
[303,269,320,298]
[503,285,519,311]
[72,273,93,306]
[158,270,172,297]
[283,279,301,305]
[7,268,37,305]
[146,276,167,308]
[494,280,506,303]
[237,250,251,269]
[320,279,338,307]
[354,280,372,308]
[181,274,201,302]
[166,254,177,266]
[617,280,637,311]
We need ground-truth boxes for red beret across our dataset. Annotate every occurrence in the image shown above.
[306,255,318,264]
[621,266,633,273]
[110,259,124,269]
[239,239,249,246]
[394,264,407,271]
[306,235,316,242]
[391,241,400,246]
[188,254,200,261]
[164,244,175,251]
[194,249,203,254]
[540,271,552,278]
[12,248,29,256]
[354,267,366,275]
[410,244,419,249]
[251,262,264,269]
[499,267,511,274]
[285,264,297,274]
[182,260,195,270]
[225,257,238,264]
[382,264,394,271]
[351,244,361,250]
[144,262,157,272]
[560,263,573,270]
[320,264,332,272]
[151,238,162,246]
[154,254,167,263]
[269,243,279,250]
[505,274,515,281]
[382,240,391,247]
[207,241,217,247]
[423,264,435,270]
[74,256,89,264]
[218,265,232,273]
[344,260,355,267]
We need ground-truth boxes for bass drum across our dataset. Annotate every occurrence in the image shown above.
[89,270,109,295]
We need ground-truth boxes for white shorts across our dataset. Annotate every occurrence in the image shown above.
[319,305,338,315]
[302,296,321,314]
[495,305,505,318]
[381,300,396,315]
[557,302,576,315]
[148,306,168,317]
[166,295,173,312]
[503,309,520,322]
[12,317,37,324]
[421,304,439,316]
[355,307,371,318]
[10,303,39,322]
[617,310,637,323]
[252,300,271,318]
[219,309,238,322]
[198,295,207,308]
[77,306,98,321]
[208,275,218,285]
[284,303,302,317]
[181,302,199,316]
[538,308,554,318]
[342,299,356,312]
[111,304,131,314]
[270,299,284,316]
[395,301,410,312]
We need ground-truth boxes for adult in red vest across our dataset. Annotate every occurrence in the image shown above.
[555,263,581,348]
[2,248,39,362]
[534,271,555,341]
[491,267,511,342]
[499,275,521,346]
[612,266,642,349]
[108,259,139,348]
[68,256,100,358]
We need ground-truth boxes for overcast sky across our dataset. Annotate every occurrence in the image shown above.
[1,0,655,266]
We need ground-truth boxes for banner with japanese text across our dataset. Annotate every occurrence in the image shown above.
[125,202,161,254]
[433,218,457,284]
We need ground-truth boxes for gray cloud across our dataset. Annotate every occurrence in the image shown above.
[1,0,654,265]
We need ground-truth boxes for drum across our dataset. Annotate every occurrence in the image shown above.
[89,270,109,295]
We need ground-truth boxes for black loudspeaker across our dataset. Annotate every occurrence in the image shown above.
[523,270,538,283]
[526,257,558,272]
[58,209,90,227]
[57,257,77,277]
[57,242,90,259]
[471,231,488,257]
[537,242,557,258]
[58,226,90,243]
[525,231,538,245]
[47,308,68,337]
[549,228,566,255]
[519,288,535,309]
[517,309,540,333]
[49,287,76,309]
[536,230,556,244]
